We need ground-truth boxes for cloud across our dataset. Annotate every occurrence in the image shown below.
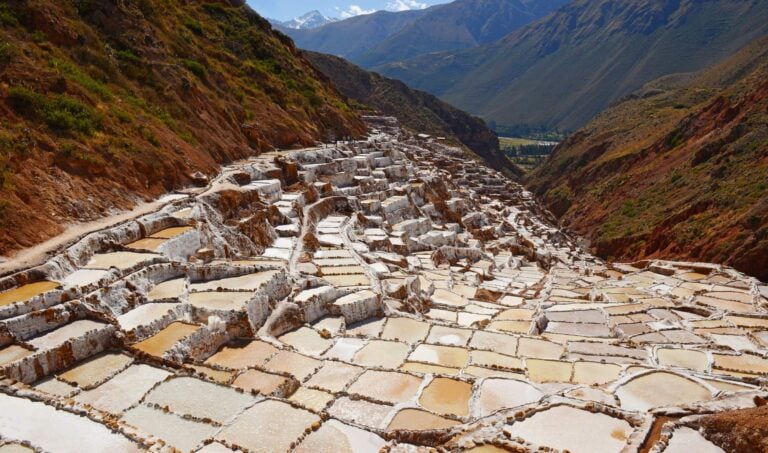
[386,0,428,11]
[338,5,377,18]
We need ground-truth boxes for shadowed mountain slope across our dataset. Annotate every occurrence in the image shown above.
[377,0,768,135]
[527,37,768,281]
[305,51,521,177]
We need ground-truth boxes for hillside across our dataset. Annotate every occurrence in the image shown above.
[304,51,521,178]
[0,0,364,255]
[377,0,768,136]
[527,37,768,281]
[283,0,566,69]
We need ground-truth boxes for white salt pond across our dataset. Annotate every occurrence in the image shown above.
[0,393,141,453]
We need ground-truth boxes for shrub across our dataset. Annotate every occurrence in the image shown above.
[42,95,101,133]
[0,40,13,67]
[181,58,206,78]
[50,58,112,101]
[0,5,19,26]
[8,86,101,134]
[184,18,203,36]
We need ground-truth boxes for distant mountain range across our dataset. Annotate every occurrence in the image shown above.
[280,0,768,136]
[528,36,768,281]
[269,10,337,30]
[282,0,568,68]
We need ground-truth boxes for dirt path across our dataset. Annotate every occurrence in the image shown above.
[0,199,167,277]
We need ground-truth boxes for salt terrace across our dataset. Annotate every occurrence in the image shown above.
[0,117,766,452]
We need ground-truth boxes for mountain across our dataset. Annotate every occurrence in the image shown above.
[0,0,363,254]
[280,8,430,62]
[377,0,768,136]
[527,37,768,281]
[304,51,522,177]
[283,0,567,68]
[270,11,337,30]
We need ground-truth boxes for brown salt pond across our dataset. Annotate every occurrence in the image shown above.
[477,378,543,416]
[289,387,335,411]
[57,352,133,389]
[526,359,573,383]
[408,344,470,368]
[419,377,472,417]
[84,252,160,271]
[347,370,422,404]
[712,352,768,375]
[0,345,33,366]
[188,291,253,310]
[232,369,292,396]
[387,408,460,431]
[572,361,623,385]
[615,371,713,411]
[147,278,186,301]
[190,270,279,292]
[205,340,278,369]
[149,226,194,239]
[295,419,386,453]
[216,400,320,451]
[505,405,633,453]
[125,238,167,251]
[131,322,199,357]
[0,281,60,307]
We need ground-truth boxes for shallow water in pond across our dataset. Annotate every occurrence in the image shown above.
[505,405,632,453]
[615,371,713,411]
[0,281,59,307]
[132,322,199,357]
[419,377,472,416]
[216,400,320,452]
[387,408,459,431]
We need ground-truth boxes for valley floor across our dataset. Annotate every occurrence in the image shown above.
[0,119,765,452]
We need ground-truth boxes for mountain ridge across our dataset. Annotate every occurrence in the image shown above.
[376,0,768,135]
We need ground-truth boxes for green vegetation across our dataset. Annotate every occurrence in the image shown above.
[50,59,113,101]
[0,40,13,67]
[0,4,19,26]
[8,86,101,134]
[183,18,204,36]
[181,58,206,78]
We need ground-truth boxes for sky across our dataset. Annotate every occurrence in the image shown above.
[247,0,447,21]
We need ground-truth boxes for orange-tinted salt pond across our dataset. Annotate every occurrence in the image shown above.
[419,377,472,416]
[132,322,199,357]
[387,408,459,431]
[0,281,60,307]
